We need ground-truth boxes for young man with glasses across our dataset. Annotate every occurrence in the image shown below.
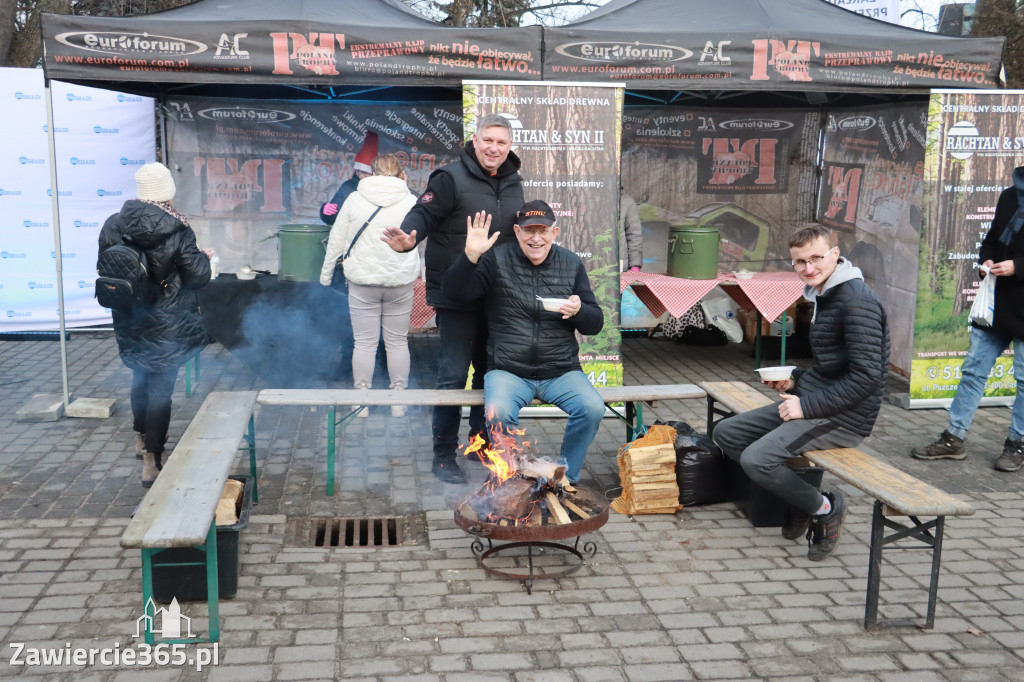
[440,200,605,485]
[713,224,890,561]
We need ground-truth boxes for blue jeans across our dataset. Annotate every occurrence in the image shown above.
[948,326,1024,441]
[484,369,605,483]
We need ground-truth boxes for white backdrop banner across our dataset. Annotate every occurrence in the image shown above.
[0,68,155,331]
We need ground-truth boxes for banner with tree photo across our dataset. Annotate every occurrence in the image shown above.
[911,90,1024,407]
[463,80,624,389]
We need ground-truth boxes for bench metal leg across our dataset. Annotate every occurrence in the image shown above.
[326,405,369,496]
[244,415,258,504]
[864,500,945,630]
[704,397,736,438]
[604,400,646,442]
[137,519,221,644]
[184,352,200,398]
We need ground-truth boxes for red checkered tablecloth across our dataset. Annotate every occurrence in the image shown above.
[410,278,435,329]
[621,271,805,322]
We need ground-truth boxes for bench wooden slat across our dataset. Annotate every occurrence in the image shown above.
[257,384,705,407]
[804,448,974,518]
[700,381,774,413]
[122,391,258,549]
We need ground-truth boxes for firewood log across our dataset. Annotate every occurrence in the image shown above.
[469,477,536,520]
[545,492,572,524]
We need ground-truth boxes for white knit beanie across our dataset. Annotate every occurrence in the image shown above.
[135,162,176,202]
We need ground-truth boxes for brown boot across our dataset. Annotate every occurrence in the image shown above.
[135,432,146,460]
[141,450,161,488]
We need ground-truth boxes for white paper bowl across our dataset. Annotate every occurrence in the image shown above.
[538,297,571,312]
[236,271,257,280]
[734,271,755,280]
[754,365,796,381]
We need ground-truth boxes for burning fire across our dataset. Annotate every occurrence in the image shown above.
[463,424,528,487]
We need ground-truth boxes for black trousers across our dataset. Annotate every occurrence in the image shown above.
[130,367,179,457]
[432,307,488,459]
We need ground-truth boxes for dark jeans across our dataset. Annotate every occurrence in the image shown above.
[433,307,487,459]
[131,367,179,457]
[712,402,863,515]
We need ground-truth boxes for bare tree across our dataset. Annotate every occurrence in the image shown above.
[972,0,1024,88]
[404,0,605,26]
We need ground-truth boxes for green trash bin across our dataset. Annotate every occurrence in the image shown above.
[277,224,331,282]
[667,224,719,279]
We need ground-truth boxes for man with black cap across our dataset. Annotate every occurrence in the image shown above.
[440,200,605,485]
[383,114,524,483]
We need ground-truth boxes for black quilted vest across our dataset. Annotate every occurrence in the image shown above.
[487,243,583,380]
[424,144,523,309]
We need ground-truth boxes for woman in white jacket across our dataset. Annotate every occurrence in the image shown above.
[320,154,419,415]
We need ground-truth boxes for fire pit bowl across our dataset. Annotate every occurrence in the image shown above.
[453,483,610,593]
[454,484,610,542]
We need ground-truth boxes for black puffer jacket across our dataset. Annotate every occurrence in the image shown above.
[976,170,1024,340]
[792,261,890,437]
[401,141,523,309]
[98,200,210,372]
[442,243,604,380]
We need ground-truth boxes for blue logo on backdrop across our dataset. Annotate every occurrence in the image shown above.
[93,126,119,134]
[46,189,72,197]
[51,251,76,259]
[58,309,82,316]
[117,94,144,103]
[24,220,49,228]
[0,188,24,197]
[78,280,88,288]
[28,282,54,290]
[8,311,32,318]
[70,157,96,166]
[19,157,45,165]
[96,189,123,197]
[66,93,92,102]
[42,125,69,133]
[2,252,28,259]
[120,158,145,166]
[73,219,100,228]
[14,92,41,100]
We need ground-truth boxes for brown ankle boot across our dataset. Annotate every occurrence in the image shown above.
[141,450,161,488]
[135,432,146,460]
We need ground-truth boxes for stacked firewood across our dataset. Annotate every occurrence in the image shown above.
[610,425,681,515]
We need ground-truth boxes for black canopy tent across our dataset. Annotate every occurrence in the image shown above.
[41,0,543,99]
[545,0,1005,105]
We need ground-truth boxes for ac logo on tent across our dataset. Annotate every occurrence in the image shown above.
[699,41,731,65]
[215,33,250,60]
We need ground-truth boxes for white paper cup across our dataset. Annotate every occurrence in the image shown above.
[754,366,796,381]
[538,297,571,312]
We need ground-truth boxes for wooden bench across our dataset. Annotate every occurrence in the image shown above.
[121,391,258,644]
[257,384,705,495]
[804,448,974,630]
[700,380,774,436]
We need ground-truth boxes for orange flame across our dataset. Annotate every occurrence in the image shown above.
[461,413,532,488]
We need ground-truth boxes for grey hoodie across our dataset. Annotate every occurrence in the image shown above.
[803,257,864,323]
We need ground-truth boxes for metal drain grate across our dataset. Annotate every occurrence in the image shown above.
[285,514,426,548]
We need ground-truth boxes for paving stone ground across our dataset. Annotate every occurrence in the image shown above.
[0,330,1022,681]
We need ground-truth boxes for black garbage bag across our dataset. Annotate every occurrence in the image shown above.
[657,420,729,506]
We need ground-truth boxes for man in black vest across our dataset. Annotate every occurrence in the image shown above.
[440,201,605,485]
[382,114,524,483]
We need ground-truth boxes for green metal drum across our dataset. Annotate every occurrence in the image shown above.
[667,224,720,280]
[277,224,330,282]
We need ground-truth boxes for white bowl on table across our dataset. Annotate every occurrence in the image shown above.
[754,365,796,382]
[538,297,571,312]
[734,270,755,280]
[236,266,257,281]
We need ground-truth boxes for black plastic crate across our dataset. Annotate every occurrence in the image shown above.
[151,475,252,603]
[726,458,823,527]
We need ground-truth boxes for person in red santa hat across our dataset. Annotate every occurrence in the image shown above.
[320,131,378,225]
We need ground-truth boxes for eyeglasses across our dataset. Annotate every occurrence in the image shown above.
[791,246,837,270]
[518,225,554,237]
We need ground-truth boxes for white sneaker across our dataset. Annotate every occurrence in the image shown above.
[391,405,407,418]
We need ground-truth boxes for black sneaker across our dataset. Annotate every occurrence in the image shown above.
[807,491,846,562]
[431,458,467,484]
[782,507,811,540]
[911,430,966,460]
[994,438,1024,472]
